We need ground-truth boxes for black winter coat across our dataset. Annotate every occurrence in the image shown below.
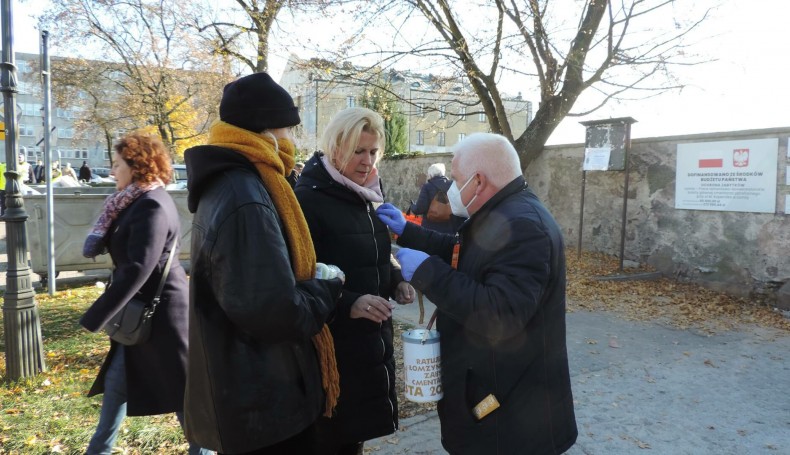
[398,176,577,455]
[295,153,401,444]
[183,146,342,453]
[410,175,464,234]
[80,188,189,417]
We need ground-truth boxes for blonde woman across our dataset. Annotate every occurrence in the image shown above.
[295,107,415,455]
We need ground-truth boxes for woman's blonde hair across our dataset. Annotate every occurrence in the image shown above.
[320,107,385,171]
[114,133,173,184]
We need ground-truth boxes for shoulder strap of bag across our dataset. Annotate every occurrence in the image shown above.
[149,237,178,314]
[428,180,450,205]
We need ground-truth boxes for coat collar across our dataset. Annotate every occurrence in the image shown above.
[460,176,528,231]
[297,152,386,205]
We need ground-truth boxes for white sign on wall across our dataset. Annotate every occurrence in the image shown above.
[583,147,612,171]
[675,138,778,213]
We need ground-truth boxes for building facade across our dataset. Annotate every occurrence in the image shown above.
[281,56,532,155]
[12,52,111,170]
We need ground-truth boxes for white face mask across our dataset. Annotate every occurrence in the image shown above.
[447,174,477,218]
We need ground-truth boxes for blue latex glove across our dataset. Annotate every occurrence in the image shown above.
[376,202,407,235]
[396,248,429,282]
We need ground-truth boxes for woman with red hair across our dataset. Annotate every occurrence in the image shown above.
[80,133,208,454]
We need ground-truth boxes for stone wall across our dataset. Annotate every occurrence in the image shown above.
[377,128,790,299]
[378,153,455,207]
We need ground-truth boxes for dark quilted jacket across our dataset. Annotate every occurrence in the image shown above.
[295,152,401,443]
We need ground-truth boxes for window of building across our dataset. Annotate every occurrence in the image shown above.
[56,108,73,119]
[459,106,466,121]
[20,124,34,136]
[478,112,486,122]
[438,132,445,146]
[17,59,31,74]
[439,105,446,119]
[346,95,356,108]
[458,133,466,143]
[108,70,127,81]
[82,149,89,159]
[417,103,424,117]
[21,103,41,116]
[58,127,74,139]
[416,130,424,145]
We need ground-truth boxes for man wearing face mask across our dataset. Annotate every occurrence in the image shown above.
[376,133,577,455]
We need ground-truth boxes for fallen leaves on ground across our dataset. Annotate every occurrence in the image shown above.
[567,252,790,334]
[393,251,790,420]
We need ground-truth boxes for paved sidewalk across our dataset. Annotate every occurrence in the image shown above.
[370,295,790,454]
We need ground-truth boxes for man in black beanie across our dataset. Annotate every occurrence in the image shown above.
[183,73,342,455]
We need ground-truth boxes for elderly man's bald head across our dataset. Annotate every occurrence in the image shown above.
[452,133,521,190]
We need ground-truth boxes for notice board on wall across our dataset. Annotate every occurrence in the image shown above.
[581,121,630,171]
[675,138,778,213]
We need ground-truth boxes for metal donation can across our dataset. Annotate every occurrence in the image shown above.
[401,329,442,402]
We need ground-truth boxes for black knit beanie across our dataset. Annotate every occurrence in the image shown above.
[219,72,301,132]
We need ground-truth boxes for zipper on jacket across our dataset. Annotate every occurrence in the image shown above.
[382,336,396,431]
[366,204,381,292]
[368,203,395,430]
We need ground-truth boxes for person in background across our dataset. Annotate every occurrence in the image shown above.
[0,161,6,216]
[62,162,78,180]
[33,160,46,183]
[79,133,210,455]
[287,161,304,188]
[409,162,464,234]
[51,161,62,180]
[295,106,415,455]
[184,72,342,455]
[18,151,31,183]
[79,160,93,182]
[377,133,578,454]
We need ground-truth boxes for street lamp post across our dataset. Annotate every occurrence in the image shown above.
[1,0,46,380]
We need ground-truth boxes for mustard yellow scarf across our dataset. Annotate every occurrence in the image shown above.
[207,120,340,416]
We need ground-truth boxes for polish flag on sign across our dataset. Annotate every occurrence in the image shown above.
[698,150,724,168]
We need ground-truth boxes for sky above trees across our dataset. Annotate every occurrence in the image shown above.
[13,0,788,145]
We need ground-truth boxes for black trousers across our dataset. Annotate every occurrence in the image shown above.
[315,419,364,455]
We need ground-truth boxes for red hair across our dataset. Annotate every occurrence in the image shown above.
[114,133,173,184]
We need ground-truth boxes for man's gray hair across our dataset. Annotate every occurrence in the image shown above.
[452,133,521,188]
[427,163,445,178]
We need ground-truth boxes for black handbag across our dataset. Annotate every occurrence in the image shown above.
[104,238,178,345]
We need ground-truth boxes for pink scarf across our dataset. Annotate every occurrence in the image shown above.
[321,155,383,203]
[83,181,164,257]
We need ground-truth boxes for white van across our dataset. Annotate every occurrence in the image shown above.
[169,164,188,190]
